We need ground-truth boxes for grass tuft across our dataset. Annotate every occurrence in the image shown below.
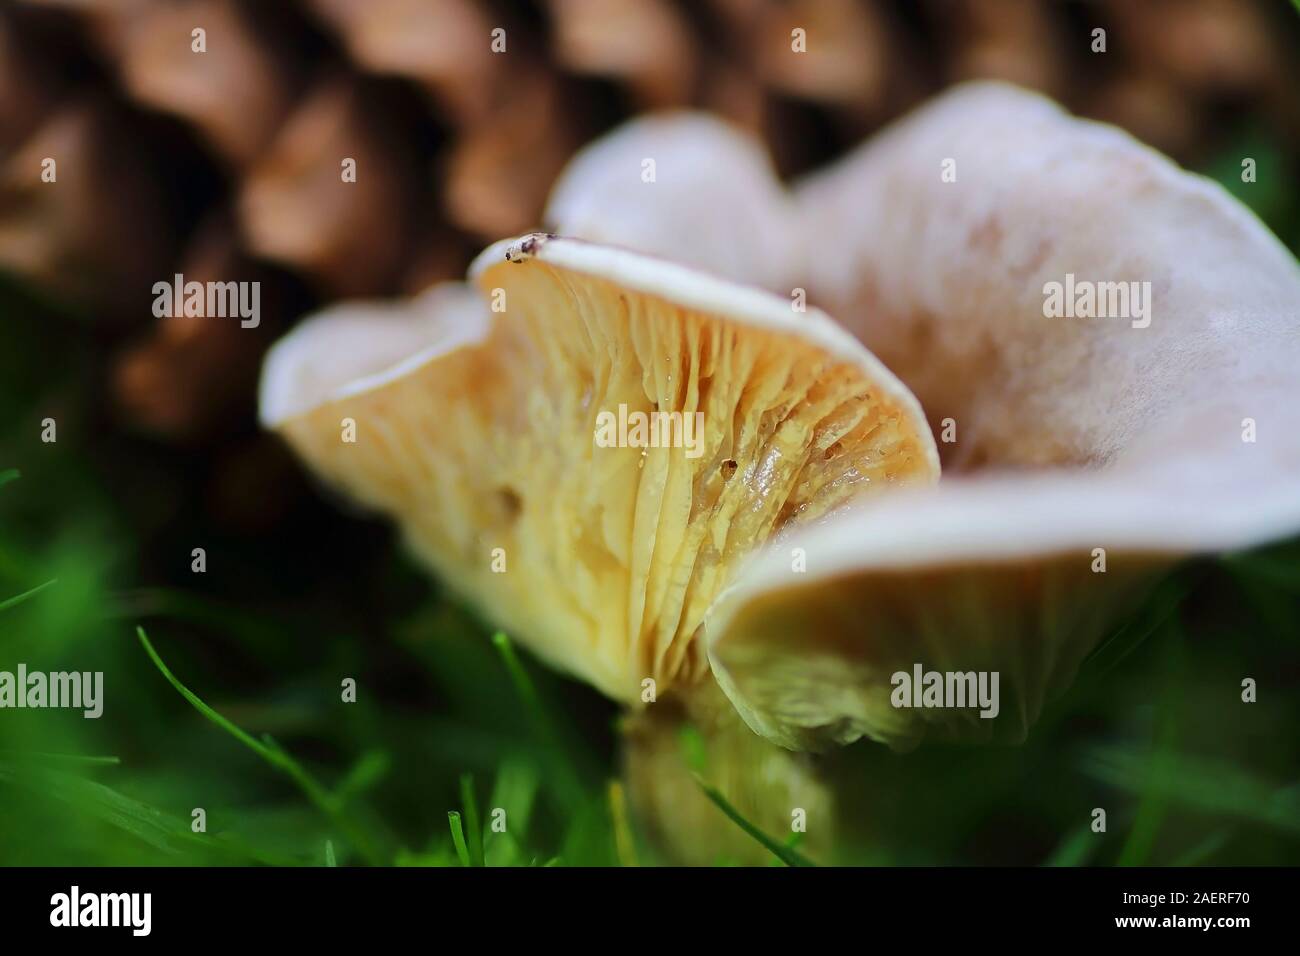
[459,773,485,866]
[608,780,638,867]
[0,578,57,612]
[491,630,585,804]
[447,811,471,867]
[135,625,385,864]
[694,774,816,867]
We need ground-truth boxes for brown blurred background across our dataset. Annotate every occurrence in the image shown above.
[0,0,1297,551]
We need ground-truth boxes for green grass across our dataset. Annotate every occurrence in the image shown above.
[694,775,816,867]
[135,625,386,865]
[4,374,1300,867]
[0,577,57,612]
[446,812,471,867]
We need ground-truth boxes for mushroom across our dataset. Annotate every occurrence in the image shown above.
[260,234,938,707]
[545,113,801,292]
[261,83,1298,861]
[533,83,1300,753]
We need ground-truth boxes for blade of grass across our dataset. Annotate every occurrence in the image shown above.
[608,780,638,867]
[447,811,471,866]
[0,468,19,489]
[0,578,57,612]
[1116,625,1184,866]
[1043,823,1098,867]
[488,759,539,838]
[491,631,584,804]
[484,759,539,866]
[1080,571,1189,677]
[1081,745,1300,835]
[0,762,297,865]
[679,724,708,773]
[694,774,815,867]
[459,773,485,866]
[135,625,384,865]
[325,840,337,867]
[333,751,391,806]
[0,751,120,769]
[1170,828,1233,866]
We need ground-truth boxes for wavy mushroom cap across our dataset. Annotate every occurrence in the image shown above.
[260,234,937,702]
[705,82,1300,750]
[545,112,800,292]
[797,81,1300,476]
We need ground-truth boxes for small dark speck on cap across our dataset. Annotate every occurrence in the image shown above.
[506,232,555,263]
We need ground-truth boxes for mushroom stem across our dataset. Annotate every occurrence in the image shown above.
[623,680,834,865]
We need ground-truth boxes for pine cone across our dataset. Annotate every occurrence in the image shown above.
[1,0,1296,446]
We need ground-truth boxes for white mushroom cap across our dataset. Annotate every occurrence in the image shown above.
[796,80,1300,478]
[703,82,1300,750]
[545,113,800,292]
